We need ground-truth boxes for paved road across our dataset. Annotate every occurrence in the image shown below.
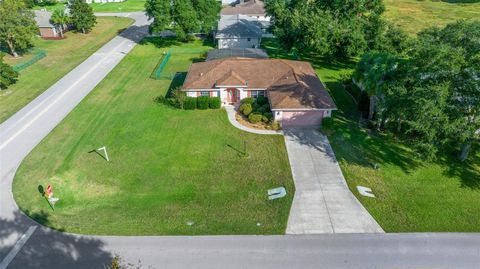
[0,12,479,269]
[284,128,383,234]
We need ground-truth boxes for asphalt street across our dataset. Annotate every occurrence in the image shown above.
[0,12,479,269]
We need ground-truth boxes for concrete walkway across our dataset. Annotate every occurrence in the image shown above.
[224,105,281,135]
[284,128,384,234]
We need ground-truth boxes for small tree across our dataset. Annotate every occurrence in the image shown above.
[50,9,70,38]
[0,54,19,90]
[68,0,96,34]
[171,87,186,109]
[0,0,38,57]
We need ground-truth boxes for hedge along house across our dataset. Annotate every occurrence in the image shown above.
[182,58,337,127]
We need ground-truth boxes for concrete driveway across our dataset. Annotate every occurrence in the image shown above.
[284,128,383,234]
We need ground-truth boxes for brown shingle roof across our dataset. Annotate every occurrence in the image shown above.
[182,58,337,110]
[221,0,266,16]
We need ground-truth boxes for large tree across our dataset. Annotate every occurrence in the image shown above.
[192,0,221,34]
[354,20,480,161]
[171,0,199,40]
[146,0,219,39]
[145,0,172,34]
[265,0,386,58]
[0,54,18,90]
[50,9,70,38]
[69,0,96,34]
[0,0,38,58]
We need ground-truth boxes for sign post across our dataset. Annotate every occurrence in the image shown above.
[45,184,60,210]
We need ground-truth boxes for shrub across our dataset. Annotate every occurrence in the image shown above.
[256,96,268,106]
[240,97,254,105]
[171,87,186,109]
[248,113,263,124]
[208,96,221,109]
[322,117,334,130]
[197,96,210,109]
[257,104,270,114]
[252,102,260,112]
[263,112,273,121]
[184,97,197,110]
[239,103,252,116]
[261,115,269,123]
[271,121,281,130]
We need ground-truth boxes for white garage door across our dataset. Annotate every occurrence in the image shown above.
[281,111,324,127]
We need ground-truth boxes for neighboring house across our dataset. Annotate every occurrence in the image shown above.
[206,48,268,61]
[85,0,125,3]
[34,10,64,39]
[216,15,263,49]
[182,58,337,127]
[221,0,270,22]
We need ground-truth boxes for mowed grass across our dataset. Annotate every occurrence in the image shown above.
[0,17,133,123]
[32,0,146,12]
[13,38,294,235]
[262,38,480,232]
[384,0,480,35]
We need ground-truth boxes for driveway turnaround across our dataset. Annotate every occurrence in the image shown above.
[0,13,479,269]
[284,128,383,234]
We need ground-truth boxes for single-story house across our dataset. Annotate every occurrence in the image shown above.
[206,48,268,61]
[182,58,337,127]
[34,10,64,39]
[216,15,263,49]
[221,0,270,22]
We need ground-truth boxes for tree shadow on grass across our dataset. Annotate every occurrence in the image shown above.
[441,144,480,189]
[165,72,187,98]
[140,37,182,49]
[0,210,112,269]
[327,114,421,174]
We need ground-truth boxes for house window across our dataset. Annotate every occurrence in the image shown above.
[200,91,210,96]
[247,38,251,42]
[251,90,265,98]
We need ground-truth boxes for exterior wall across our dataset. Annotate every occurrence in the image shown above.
[39,27,58,38]
[274,110,333,127]
[217,38,260,49]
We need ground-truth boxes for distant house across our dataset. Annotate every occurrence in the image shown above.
[216,15,263,49]
[182,58,337,127]
[34,10,64,39]
[221,0,270,22]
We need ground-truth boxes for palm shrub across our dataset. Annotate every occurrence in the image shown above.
[197,96,209,109]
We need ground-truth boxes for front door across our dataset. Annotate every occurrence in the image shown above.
[226,88,238,104]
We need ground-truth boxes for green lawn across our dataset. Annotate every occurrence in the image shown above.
[262,38,480,232]
[384,0,480,35]
[13,38,294,235]
[33,0,146,12]
[1,17,133,123]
